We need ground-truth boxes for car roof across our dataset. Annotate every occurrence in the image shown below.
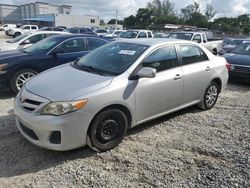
[31,31,69,34]
[49,34,110,40]
[115,38,193,46]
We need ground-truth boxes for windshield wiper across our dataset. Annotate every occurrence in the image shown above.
[80,65,106,76]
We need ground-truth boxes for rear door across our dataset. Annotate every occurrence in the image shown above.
[178,44,213,104]
[134,45,183,123]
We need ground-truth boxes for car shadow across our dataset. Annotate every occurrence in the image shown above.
[0,89,15,99]
[0,105,203,178]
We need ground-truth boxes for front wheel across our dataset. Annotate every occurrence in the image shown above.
[88,109,128,152]
[197,81,220,110]
[10,69,38,94]
[14,32,21,38]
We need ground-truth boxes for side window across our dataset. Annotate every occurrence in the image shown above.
[87,38,106,51]
[55,38,85,53]
[193,34,202,43]
[28,34,45,43]
[31,26,37,30]
[143,46,178,72]
[147,32,152,38]
[54,27,63,31]
[23,26,30,30]
[202,33,206,42]
[179,45,209,65]
[138,32,147,38]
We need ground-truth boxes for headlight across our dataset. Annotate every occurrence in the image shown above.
[42,100,88,116]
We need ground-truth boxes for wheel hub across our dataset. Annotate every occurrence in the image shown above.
[100,119,119,141]
[16,72,36,90]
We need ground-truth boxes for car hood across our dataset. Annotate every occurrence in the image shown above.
[225,53,250,66]
[25,63,114,101]
[0,50,25,60]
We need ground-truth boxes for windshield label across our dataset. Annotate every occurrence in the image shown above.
[119,50,136,55]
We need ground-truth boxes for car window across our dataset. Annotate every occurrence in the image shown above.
[23,26,30,30]
[193,34,202,43]
[147,32,152,38]
[27,34,46,44]
[55,38,85,53]
[143,46,178,72]
[31,26,37,30]
[87,38,107,51]
[138,32,147,38]
[54,27,64,31]
[179,45,209,65]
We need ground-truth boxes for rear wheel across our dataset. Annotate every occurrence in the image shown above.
[14,32,21,38]
[88,109,128,152]
[197,81,219,110]
[10,69,37,94]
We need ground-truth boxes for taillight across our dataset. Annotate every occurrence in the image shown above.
[226,63,231,70]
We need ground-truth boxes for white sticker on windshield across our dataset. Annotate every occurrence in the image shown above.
[119,50,136,55]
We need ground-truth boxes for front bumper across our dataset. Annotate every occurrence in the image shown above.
[0,76,9,90]
[14,90,93,151]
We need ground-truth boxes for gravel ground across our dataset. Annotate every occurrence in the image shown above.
[0,80,249,188]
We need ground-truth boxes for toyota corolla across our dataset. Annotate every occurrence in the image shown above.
[15,39,229,152]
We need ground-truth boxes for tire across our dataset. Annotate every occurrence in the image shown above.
[10,69,38,94]
[88,109,128,152]
[14,32,21,38]
[197,81,220,110]
[212,49,217,55]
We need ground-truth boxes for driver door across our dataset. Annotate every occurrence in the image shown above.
[134,45,183,123]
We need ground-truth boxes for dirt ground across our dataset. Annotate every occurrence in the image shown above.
[0,80,249,188]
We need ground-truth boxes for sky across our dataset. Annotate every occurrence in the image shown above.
[1,0,250,21]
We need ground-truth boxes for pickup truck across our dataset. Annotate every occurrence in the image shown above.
[9,25,39,38]
[168,31,222,55]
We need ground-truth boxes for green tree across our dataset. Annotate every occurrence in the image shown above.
[124,15,137,28]
[205,4,217,21]
[181,2,200,21]
[135,8,154,28]
[107,19,123,25]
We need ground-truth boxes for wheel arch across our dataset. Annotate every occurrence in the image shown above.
[88,104,133,133]
[211,78,222,93]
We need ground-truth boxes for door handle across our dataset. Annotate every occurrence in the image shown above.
[206,66,211,71]
[174,74,182,80]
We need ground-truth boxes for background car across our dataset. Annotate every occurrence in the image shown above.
[66,27,95,35]
[105,30,125,38]
[0,34,111,93]
[9,25,39,38]
[0,24,16,31]
[222,38,250,54]
[95,29,109,37]
[39,27,65,32]
[120,30,153,38]
[224,41,250,82]
[0,31,70,52]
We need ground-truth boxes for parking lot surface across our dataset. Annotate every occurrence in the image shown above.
[0,81,249,187]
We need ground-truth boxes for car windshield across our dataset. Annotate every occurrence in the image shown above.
[7,34,29,43]
[231,43,250,55]
[96,30,108,33]
[121,31,139,38]
[168,33,193,40]
[23,37,60,54]
[74,42,149,76]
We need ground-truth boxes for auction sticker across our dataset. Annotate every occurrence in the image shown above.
[119,50,136,55]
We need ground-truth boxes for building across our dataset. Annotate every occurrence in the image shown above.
[0,4,21,24]
[0,2,100,28]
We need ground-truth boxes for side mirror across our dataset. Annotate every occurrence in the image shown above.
[21,39,31,45]
[136,67,156,79]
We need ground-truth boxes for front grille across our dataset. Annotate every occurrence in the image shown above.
[19,96,44,112]
[20,122,38,141]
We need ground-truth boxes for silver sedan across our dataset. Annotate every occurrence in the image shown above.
[14,39,229,151]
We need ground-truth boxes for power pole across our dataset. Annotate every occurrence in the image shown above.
[115,9,118,30]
